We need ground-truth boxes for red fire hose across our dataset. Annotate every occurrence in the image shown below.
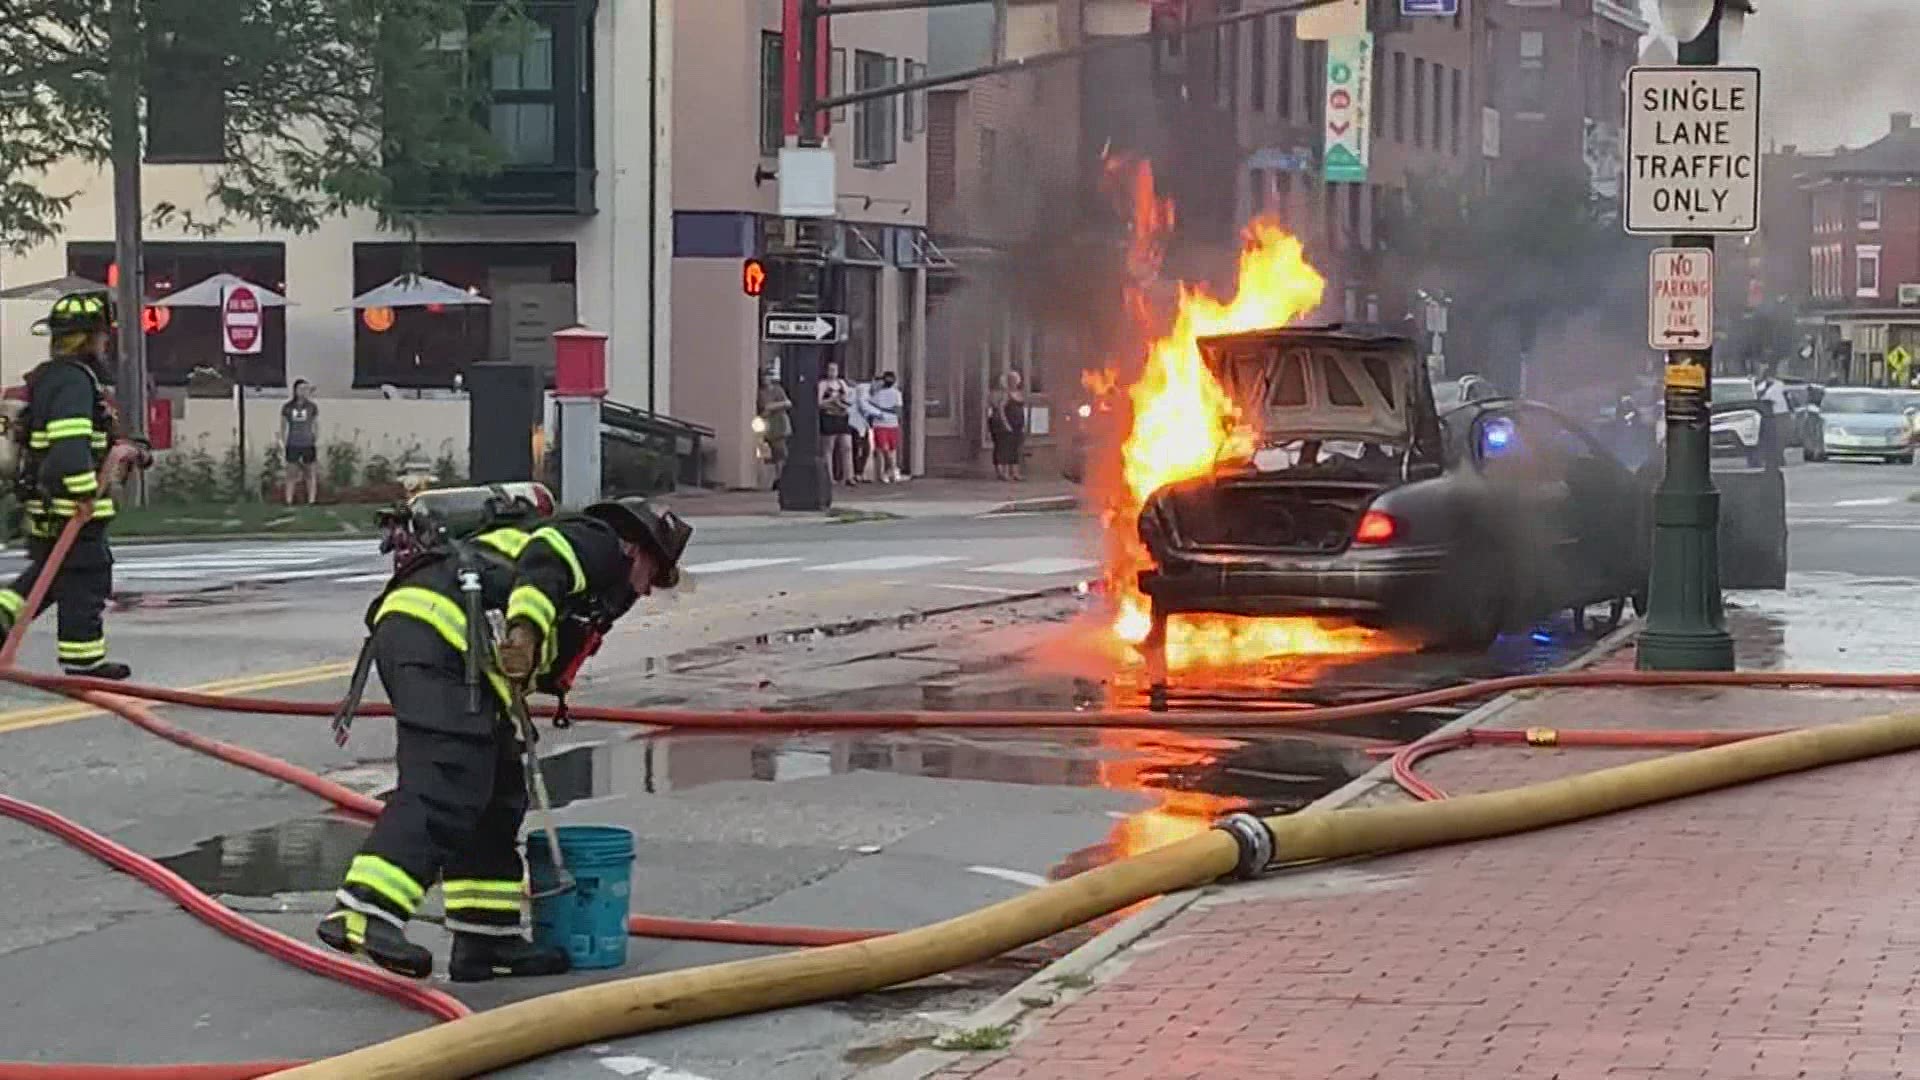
[1389,725,1792,801]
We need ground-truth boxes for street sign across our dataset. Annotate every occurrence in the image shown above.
[1322,33,1374,184]
[220,283,263,355]
[1889,344,1912,384]
[1648,247,1715,350]
[763,311,847,344]
[1624,66,1762,235]
[1401,0,1458,14]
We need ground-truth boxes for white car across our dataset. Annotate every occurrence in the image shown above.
[1652,378,1765,464]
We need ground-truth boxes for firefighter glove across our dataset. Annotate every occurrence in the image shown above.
[498,620,543,684]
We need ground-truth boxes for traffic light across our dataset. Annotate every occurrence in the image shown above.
[742,258,768,297]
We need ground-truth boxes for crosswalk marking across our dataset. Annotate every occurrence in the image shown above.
[336,571,394,584]
[1833,497,1899,507]
[968,557,1097,576]
[684,557,802,574]
[810,555,962,572]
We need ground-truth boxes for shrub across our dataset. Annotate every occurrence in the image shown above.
[432,441,461,486]
[259,444,284,498]
[147,450,194,505]
[325,442,361,492]
[363,453,395,487]
[220,443,247,501]
[184,441,221,502]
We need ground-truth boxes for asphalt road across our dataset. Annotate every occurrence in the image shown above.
[0,463,1913,1078]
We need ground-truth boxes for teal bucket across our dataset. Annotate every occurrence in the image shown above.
[527,826,635,970]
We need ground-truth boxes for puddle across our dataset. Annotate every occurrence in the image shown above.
[157,815,371,898]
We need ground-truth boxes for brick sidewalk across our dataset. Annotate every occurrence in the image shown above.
[926,611,1920,1080]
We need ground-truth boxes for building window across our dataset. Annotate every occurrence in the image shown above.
[1392,52,1406,142]
[68,242,287,387]
[1277,19,1293,118]
[351,243,576,389]
[853,50,898,167]
[1858,245,1882,298]
[1413,57,1426,147]
[902,59,925,141]
[830,48,848,122]
[1305,40,1325,130]
[145,0,227,164]
[1860,188,1882,229]
[1519,30,1545,60]
[1450,67,1463,154]
[1250,16,1267,112]
[1516,31,1547,110]
[759,32,785,156]
[1431,61,1444,148]
[490,24,557,165]
[1216,8,1240,111]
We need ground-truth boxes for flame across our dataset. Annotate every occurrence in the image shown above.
[1095,729,1248,860]
[1089,157,1375,668]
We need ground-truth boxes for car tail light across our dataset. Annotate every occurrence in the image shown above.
[1353,509,1397,545]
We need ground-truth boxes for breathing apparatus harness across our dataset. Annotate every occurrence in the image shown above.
[330,486,549,746]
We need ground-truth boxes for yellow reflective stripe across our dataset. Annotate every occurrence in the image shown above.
[57,639,107,661]
[374,587,469,653]
[475,528,530,558]
[47,498,112,517]
[345,854,425,911]
[27,433,49,449]
[63,472,99,494]
[529,527,586,594]
[322,909,368,948]
[443,878,523,895]
[42,418,93,439]
[0,590,22,618]
[444,897,523,913]
[505,584,556,635]
[89,433,108,448]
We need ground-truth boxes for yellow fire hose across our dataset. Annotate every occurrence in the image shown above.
[272,707,1920,1079]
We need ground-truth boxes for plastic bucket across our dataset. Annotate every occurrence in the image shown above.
[526,825,635,970]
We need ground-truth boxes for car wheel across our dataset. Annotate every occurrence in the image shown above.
[1898,452,1916,466]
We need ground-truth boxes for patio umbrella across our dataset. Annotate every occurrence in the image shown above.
[148,272,292,308]
[342,274,490,310]
[0,274,109,301]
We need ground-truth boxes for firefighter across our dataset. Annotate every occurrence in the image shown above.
[318,496,691,981]
[0,291,142,678]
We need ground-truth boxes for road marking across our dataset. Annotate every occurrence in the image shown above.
[810,555,962,572]
[0,661,354,735]
[966,865,1049,889]
[968,557,1096,576]
[336,572,394,584]
[596,1056,717,1079]
[683,557,802,574]
[1834,497,1899,507]
[926,582,1027,596]
[1846,523,1920,531]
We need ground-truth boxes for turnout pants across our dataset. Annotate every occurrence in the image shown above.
[336,619,531,938]
[0,528,113,668]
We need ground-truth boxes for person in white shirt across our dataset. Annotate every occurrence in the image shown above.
[867,371,904,482]
[1752,362,1792,466]
[847,379,872,484]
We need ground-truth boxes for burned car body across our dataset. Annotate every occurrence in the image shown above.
[1137,326,1649,649]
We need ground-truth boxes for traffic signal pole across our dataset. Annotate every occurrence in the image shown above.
[1636,1,1735,672]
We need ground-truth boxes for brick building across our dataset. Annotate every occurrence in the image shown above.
[1804,113,1920,385]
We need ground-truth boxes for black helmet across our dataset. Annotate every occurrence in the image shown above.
[582,497,692,588]
[31,291,117,339]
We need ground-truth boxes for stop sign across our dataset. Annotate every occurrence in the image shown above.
[221,284,263,355]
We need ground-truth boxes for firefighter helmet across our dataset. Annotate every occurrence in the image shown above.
[582,496,692,588]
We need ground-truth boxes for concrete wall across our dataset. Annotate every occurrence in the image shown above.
[165,394,470,473]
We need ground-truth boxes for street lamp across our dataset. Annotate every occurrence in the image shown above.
[1654,0,1715,44]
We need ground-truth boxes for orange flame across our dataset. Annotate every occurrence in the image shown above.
[1089,158,1371,668]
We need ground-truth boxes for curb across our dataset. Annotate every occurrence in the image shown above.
[856,618,1644,1080]
[984,495,1079,516]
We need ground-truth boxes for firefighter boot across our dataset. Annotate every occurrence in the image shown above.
[448,933,572,982]
[316,906,434,979]
[62,659,131,680]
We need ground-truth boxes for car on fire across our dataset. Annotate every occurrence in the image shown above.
[1136,326,1649,649]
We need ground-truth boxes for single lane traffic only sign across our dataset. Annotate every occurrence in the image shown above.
[1624,66,1761,235]
[1649,247,1714,351]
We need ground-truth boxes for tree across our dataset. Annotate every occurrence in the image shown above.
[0,0,525,253]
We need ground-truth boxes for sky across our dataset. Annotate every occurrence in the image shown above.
[1637,0,1916,151]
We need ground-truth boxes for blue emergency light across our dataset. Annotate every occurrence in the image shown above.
[1480,416,1515,455]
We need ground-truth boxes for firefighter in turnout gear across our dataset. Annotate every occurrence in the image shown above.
[318,495,692,981]
[0,292,144,678]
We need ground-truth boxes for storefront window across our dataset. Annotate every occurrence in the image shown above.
[67,241,288,388]
[350,242,575,389]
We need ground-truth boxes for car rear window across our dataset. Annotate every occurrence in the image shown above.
[1362,356,1398,410]
[1325,361,1363,407]
[1268,350,1309,407]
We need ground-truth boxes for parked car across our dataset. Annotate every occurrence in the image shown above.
[1805,388,1916,464]
[1136,326,1649,650]
[1431,374,1501,411]
[1706,378,1767,462]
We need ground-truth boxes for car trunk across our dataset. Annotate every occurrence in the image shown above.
[1158,478,1386,553]
[1145,328,1442,556]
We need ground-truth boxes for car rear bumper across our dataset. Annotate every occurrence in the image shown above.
[1139,544,1452,620]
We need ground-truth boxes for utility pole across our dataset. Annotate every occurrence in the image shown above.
[1636,0,1736,671]
[772,0,835,511]
[108,0,151,505]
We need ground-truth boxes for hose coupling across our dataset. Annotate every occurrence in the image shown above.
[1215,812,1275,880]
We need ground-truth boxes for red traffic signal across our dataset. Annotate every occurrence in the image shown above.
[743,258,768,297]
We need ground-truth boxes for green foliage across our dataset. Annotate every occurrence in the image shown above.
[147,448,193,504]
[324,440,361,491]
[0,0,530,251]
[220,441,247,500]
[363,452,395,487]
[259,442,284,494]
[432,440,461,486]
[184,440,220,501]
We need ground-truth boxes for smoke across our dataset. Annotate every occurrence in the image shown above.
[1640,0,1917,149]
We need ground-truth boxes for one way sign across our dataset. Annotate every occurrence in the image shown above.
[763,312,848,344]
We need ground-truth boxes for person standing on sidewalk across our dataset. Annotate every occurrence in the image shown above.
[0,292,141,679]
[868,370,904,483]
[818,361,855,485]
[756,371,791,491]
[848,379,874,484]
[279,379,320,505]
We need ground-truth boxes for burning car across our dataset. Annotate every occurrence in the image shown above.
[1135,326,1649,650]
